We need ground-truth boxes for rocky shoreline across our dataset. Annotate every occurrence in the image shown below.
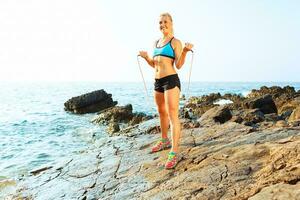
[4,86,300,200]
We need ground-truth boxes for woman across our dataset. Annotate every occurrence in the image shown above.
[139,12,193,169]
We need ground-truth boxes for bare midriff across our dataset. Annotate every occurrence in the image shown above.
[153,56,177,79]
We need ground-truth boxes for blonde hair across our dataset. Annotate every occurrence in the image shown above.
[160,12,174,35]
[160,12,173,22]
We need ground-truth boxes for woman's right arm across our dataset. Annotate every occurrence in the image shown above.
[139,51,155,68]
[139,51,154,68]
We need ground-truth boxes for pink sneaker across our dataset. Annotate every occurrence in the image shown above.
[165,151,180,169]
[151,138,171,153]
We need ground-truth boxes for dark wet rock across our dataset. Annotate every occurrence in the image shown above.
[92,104,152,126]
[264,113,281,122]
[95,104,133,124]
[64,90,117,114]
[242,95,277,114]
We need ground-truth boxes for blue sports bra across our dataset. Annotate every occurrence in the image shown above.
[153,37,175,59]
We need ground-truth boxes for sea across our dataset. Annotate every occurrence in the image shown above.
[1,81,300,182]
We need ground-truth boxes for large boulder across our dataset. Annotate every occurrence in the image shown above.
[92,104,134,124]
[198,105,232,126]
[64,90,117,114]
[238,109,265,126]
[242,95,277,114]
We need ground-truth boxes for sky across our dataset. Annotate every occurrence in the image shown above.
[0,0,299,82]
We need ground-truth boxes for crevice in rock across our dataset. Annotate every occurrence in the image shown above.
[114,156,122,179]
[35,159,74,187]
[191,187,204,196]
[189,129,197,147]
[67,168,101,179]
[220,165,229,181]
[286,177,300,185]
[113,144,120,156]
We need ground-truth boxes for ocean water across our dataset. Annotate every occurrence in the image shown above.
[0,81,300,181]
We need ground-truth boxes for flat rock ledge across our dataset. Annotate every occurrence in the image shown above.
[6,119,300,200]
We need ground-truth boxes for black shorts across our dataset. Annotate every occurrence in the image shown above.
[154,74,181,93]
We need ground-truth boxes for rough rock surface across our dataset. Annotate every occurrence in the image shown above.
[7,119,300,200]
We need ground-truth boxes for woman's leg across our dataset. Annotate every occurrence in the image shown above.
[164,86,181,153]
[154,91,169,138]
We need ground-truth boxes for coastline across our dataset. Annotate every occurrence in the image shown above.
[2,85,300,199]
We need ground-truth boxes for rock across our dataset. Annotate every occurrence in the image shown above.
[280,109,294,120]
[198,105,232,125]
[289,120,300,127]
[223,93,245,103]
[275,120,288,128]
[64,90,117,114]
[288,106,300,122]
[129,113,153,126]
[235,109,265,126]
[146,125,161,134]
[247,86,300,116]
[181,93,245,119]
[230,115,243,123]
[248,182,300,200]
[242,95,277,114]
[107,122,120,135]
[182,120,201,129]
[247,85,296,99]
[92,104,134,124]
[181,93,222,119]
[92,105,152,128]
[264,113,281,122]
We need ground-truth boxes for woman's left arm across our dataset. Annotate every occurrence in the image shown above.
[173,39,193,69]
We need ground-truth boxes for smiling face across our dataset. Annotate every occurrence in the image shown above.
[159,14,173,35]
